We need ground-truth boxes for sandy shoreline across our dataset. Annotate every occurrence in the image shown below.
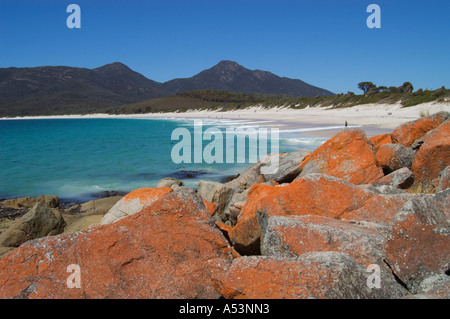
[1,102,449,138]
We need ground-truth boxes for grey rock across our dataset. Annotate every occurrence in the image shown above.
[437,166,450,192]
[218,252,407,299]
[257,215,408,298]
[410,136,425,151]
[197,181,235,222]
[157,177,184,189]
[261,150,311,183]
[0,202,66,247]
[64,196,123,216]
[373,167,415,189]
[63,196,123,233]
[414,275,450,298]
[377,143,416,173]
[259,215,388,265]
[225,162,262,192]
[383,193,450,293]
[225,150,311,191]
[0,195,59,209]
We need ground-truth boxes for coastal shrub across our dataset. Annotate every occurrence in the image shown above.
[399,82,414,94]
[358,82,377,95]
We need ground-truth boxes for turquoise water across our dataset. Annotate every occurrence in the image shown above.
[0,118,326,203]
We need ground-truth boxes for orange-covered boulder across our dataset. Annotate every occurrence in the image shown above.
[369,133,392,152]
[212,252,406,299]
[230,174,411,255]
[297,129,383,185]
[100,187,173,224]
[390,111,449,147]
[383,191,450,293]
[411,120,450,192]
[0,188,232,299]
[260,215,387,265]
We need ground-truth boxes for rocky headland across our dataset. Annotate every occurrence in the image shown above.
[0,111,448,299]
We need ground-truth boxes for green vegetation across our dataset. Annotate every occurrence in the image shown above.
[1,81,448,117]
[108,90,297,114]
[287,83,449,109]
[105,83,450,115]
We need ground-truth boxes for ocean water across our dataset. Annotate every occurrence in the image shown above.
[0,118,327,203]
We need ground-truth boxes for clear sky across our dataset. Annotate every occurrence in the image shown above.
[0,0,449,94]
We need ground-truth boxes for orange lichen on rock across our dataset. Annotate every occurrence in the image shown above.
[375,143,415,173]
[202,198,218,216]
[390,111,449,147]
[383,192,450,293]
[230,174,410,255]
[101,187,173,224]
[369,134,392,152]
[260,215,387,265]
[297,129,384,185]
[0,189,232,299]
[122,187,173,204]
[411,120,450,192]
[212,252,394,299]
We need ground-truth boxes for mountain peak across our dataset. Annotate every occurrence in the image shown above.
[94,62,131,73]
[217,60,240,67]
[212,60,243,72]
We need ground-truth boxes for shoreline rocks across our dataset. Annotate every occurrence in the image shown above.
[0,188,232,299]
[230,174,412,255]
[297,129,384,185]
[0,202,66,248]
[0,111,448,299]
[411,120,450,192]
[100,187,173,225]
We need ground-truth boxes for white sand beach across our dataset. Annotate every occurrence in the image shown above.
[2,101,449,138]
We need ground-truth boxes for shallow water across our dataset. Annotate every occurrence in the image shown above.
[0,118,326,202]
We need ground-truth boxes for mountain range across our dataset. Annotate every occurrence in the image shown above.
[0,60,334,116]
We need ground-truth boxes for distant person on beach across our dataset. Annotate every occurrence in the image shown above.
[345,120,348,127]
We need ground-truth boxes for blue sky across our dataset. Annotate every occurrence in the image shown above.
[0,0,449,94]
